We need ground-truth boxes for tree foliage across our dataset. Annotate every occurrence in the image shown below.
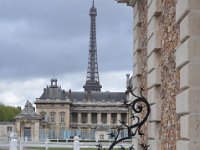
[0,105,21,121]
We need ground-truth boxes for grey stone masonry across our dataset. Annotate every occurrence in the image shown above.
[176,0,200,149]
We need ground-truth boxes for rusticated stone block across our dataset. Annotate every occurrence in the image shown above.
[148,0,161,23]
[147,67,161,89]
[177,140,200,150]
[148,139,161,150]
[133,51,141,66]
[180,63,200,90]
[180,114,200,139]
[134,38,142,53]
[147,16,159,40]
[132,76,140,91]
[176,37,200,70]
[176,87,200,115]
[148,0,153,8]
[134,9,142,29]
[147,31,161,56]
[147,51,160,73]
[134,25,141,44]
[148,122,160,139]
[148,102,161,121]
[147,86,160,105]
[176,0,200,23]
[132,137,140,150]
[180,11,200,43]
[133,0,138,17]
[133,63,142,77]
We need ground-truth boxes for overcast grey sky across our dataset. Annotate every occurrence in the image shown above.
[0,0,133,107]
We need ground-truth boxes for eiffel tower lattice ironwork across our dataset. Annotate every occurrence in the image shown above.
[83,0,102,92]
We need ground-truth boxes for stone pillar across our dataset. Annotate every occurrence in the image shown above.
[88,113,91,124]
[97,113,101,124]
[15,122,21,139]
[78,113,81,124]
[34,121,40,141]
[107,113,111,125]
[117,113,121,125]
[146,0,162,149]
[176,0,200,149]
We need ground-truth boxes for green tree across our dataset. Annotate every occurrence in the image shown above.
[0,105,21,121]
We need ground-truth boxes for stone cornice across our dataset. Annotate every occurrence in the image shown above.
[35,99,71,104]
[115,0,137,7]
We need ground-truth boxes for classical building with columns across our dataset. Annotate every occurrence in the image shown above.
[115,0,200,150]
[35,78,128,140]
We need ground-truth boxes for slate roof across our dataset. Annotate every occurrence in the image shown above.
[15,100,41,120]
[69,91,126,102]
[36,79,126,104]
[39,79,66,100]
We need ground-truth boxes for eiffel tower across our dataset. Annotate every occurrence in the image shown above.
[83,0,102,92]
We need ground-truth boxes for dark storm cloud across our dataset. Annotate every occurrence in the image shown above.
[0,0,132,79]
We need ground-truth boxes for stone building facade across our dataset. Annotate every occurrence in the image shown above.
[116,0,200,150]
[34,78,128,141]
[0,122,15,141]
[15,100,41,141]
[0,79,128,142]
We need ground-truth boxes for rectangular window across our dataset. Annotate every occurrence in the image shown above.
[40,112,46,121]
[81,113,88,124]
[100,134,104,140]
[49,129,56,139]
[50,112,56,123]
[111,113,117,124]
[101,113,107,124]
[121,113,127,124]
[24,127,31,141]
[91,113,97,124]
[7,126,12,132]
[71,113,78,123]
[60,128,65,139]
[60,112,65,123]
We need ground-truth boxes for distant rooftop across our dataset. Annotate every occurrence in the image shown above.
[15,100,41,120]
[39,78,67,100]
[69,91,126,103]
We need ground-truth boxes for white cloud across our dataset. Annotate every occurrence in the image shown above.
[0,78,47,107]
[0,70,131,107]
[101,71,130,92]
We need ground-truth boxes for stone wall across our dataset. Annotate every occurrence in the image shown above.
[175,0,200,149]
[116,0,200,149]
[0,122,15,141]
[132,0,148,149]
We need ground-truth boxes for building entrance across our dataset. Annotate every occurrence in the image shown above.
[24,127,31,141]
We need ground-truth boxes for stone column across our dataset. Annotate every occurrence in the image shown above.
[107,113,111,125]
[176,0,200,149]
[78,113,81,124]
[117,113,121,125]
[97,113,101,124]
[146,0,162,149]
[88,113,91,124]
[34,121,40,141]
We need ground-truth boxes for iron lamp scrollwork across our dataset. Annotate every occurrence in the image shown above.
[98,85,151,150]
